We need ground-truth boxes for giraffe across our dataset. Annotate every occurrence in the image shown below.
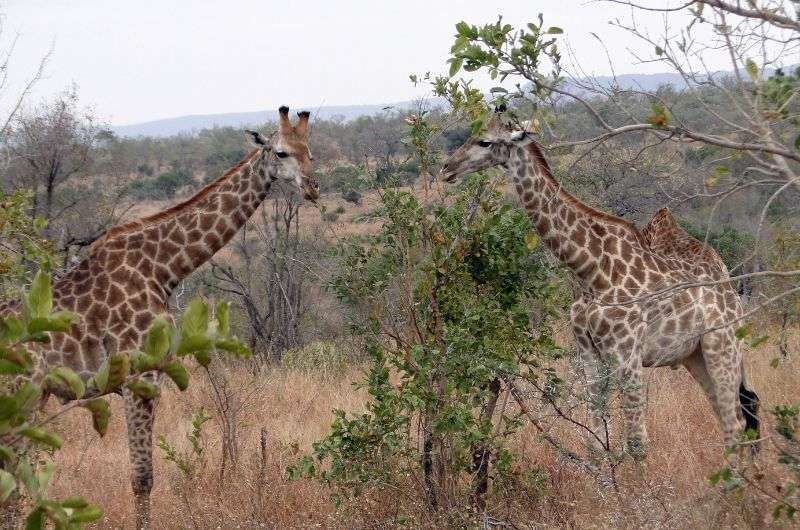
[439,108,759,462]
[0,106,318,528]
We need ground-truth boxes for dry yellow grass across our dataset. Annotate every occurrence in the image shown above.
[41,336,799,529]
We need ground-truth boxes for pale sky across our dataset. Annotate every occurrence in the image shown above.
[1,0,728,125]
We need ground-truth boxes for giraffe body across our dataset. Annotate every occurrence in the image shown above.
[0,107,318,528]
[440,110,759,459]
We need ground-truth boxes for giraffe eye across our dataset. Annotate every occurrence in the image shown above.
[276,151,289,159]
[478,140,492,148]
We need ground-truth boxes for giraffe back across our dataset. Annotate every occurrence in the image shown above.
[642,208,730,281]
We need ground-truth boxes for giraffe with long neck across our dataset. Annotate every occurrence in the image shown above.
[440,108,759,461]
[0,107,318,528]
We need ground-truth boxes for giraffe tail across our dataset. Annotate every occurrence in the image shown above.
[739,367,760,451]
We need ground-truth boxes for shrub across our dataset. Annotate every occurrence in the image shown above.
[334,205,346,215]
[292,175,564,512]
[341,189,362,205]
[321,211,339,223]
[127,168,195,200]
[321,165,365,192]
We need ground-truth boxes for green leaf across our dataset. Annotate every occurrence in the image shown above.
[193,350,211,368]
[216,302,230,337]
[26,271,52,320]
[20,427,62,449]
[735,324,751,339]
[81,398,111,437]
[0,444,15,462]
[16,461,36,498]
[546,26,563,34]
[35,461,55,492]
[176,334,214,357]
[45,366,85,399]
[163,362,189,391]
[215,338,251,358]
[24,508,43,530]
[0,469,16,502]
[27,311,77,334]
[126,379,160,400]
[0,397,18,421]
[0,359,27,375]
[181,299,208,337]
[69,504,103,523]
[655,45,664,56]
[0,316,25,343]
[60,496,89,509]
[106,354,130,391]
[131,352,159,373]
[144,317,171,359]
[745,58,758,81]
[14,383,42,416]
[525,232,540,250]
[794,132,800,151]
[448,57,464,77]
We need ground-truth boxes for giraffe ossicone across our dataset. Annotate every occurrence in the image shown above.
[441,108,759,462]
[0,106,318,529]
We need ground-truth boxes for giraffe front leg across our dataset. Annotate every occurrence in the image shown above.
[573,301,611,462]
[123,386,158,530]
[578,341,610,459]
[619,354,648,462]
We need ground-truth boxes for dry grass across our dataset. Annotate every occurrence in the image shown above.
[41,335,799,529]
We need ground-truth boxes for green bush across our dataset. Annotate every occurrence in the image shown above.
[341,189,362,205]
[320,165,367,193]
[127,168,195,200]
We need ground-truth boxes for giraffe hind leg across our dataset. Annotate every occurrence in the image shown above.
[700,329,746,450]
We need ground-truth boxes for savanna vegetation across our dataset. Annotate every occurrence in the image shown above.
[1,1,800,528]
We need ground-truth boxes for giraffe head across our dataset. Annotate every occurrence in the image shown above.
[246,106,319,202]
[440,106,534,182]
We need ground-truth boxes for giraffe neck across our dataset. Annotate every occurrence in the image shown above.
[508,142,645,292]
[95,149,273,299]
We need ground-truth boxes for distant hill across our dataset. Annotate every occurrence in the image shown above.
[111,68,796,138]
[111,101,422,138]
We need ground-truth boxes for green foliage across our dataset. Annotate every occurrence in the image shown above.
[679,220,755,272]
[0,191,56,298]
[440,14,564,133]
[126,167,194,200]
[0,273,250,528]
[156,408,211,476]
[294,172,563,507]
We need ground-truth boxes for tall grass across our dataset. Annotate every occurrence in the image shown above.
[46,337,798,528]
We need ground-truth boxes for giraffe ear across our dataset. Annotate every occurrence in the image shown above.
[245,130,269,147]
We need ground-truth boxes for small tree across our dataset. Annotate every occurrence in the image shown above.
[8,88,98,230]
[292,174,565,519]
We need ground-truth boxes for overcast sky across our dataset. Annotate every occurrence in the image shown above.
[2,1,728,125]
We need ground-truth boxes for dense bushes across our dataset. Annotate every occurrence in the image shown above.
[126,168,195,200]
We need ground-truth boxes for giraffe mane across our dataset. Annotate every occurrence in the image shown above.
[90,149,260,252]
